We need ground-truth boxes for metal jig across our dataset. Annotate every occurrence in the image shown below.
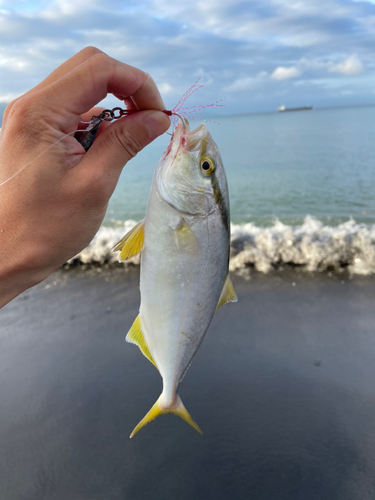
[74,107,174,152]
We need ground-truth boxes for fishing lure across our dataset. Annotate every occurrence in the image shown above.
[74,79,225,151]
[74,107,173,152]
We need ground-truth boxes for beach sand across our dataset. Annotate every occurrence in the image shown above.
[1,267,375,499]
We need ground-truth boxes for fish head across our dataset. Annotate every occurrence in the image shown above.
[157,118,229,222]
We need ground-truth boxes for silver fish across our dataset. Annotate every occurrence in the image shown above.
[114,118,237,437]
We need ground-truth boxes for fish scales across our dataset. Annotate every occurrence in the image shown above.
[142,191,228,395]
[114,117,237,437]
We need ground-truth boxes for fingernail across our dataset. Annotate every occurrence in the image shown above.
[144,111,170,140]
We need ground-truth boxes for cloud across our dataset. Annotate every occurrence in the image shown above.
[0,52,30,70]
[0,92,20,103]
[158,82,173,95]
[271,66,301,80]
[224,71,269,92]
[0,0,375,117]
[329,54,364,75]
[224,77,256,92]
[270,55,365,82]
[297,58,332,71]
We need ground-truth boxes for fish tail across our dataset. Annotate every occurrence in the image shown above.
[130,394,202,438]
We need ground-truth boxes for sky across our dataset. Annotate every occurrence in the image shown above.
[1,0,375,118]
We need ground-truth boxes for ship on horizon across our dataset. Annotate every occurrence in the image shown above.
[278,105,313,112]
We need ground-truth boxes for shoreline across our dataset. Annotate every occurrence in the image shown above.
[1,268,375,498]
[69,216,375,276]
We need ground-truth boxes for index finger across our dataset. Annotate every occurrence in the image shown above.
[43,53,166,117]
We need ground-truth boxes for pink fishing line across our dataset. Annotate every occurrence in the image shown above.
[166,78,225,128]
[159,80,226,167]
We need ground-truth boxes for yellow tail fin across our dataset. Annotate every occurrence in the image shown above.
[130,394,202,438]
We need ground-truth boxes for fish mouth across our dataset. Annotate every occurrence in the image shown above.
[174,117,209,153]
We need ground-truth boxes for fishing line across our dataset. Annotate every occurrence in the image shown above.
[0,107,145,187]
[0,111,166,187]
[0,128,88,187]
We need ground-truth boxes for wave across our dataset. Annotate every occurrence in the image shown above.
[68,216,375,275]
[230,216,375,275]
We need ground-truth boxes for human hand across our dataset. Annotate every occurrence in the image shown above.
[0,47,170,308]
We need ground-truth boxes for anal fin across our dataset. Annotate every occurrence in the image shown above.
[126,315,157,369]
[113,220,145,262]
[216,274,238,311]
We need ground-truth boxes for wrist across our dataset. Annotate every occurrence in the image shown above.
[0,229,50,309]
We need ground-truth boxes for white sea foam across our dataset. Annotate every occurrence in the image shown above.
[69,221,140,266]
[230,216,375,275]
[69,216,375,275]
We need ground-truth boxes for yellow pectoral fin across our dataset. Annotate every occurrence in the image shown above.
[126,315,157,369]
[173,219,200,255]
[113,220,145,261]
[216,274,238,311]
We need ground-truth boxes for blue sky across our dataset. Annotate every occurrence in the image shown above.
[0,0,375,117]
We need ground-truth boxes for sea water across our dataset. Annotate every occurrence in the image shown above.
[79,106,375,275]
[105,106,375,227]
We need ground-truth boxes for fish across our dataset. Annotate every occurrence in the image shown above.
[113,117,237,437]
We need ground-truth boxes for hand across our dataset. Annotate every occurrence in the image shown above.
[0,47,170,308]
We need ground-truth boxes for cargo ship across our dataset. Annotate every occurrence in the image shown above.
[277,105,313,112]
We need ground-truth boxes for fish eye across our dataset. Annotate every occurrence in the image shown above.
[200,156,215,176]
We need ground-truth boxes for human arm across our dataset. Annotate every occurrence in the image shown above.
[0,47,170,308]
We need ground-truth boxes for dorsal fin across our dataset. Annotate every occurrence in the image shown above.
[113,220,145,261]
[126,315,157,369]
[216,274,238,311]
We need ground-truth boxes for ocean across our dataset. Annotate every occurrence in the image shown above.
[106,106,375,227]
[79,106,375,275]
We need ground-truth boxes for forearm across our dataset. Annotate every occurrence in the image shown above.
[0,263,28,309]
[0,230,47,308]
[0,255,33,309]
[0,204,56,308]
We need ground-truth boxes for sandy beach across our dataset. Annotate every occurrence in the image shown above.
[1,267,375,499]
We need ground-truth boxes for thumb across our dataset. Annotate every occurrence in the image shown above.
[84,109,170,173]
